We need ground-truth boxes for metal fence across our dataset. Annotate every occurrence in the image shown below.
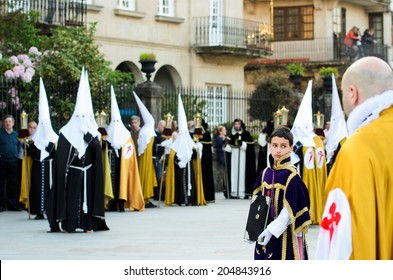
[1,0,86,26]
[0,78,271,136]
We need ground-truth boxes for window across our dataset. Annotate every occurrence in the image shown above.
[118,0,135,10]
[274,6,314,41]
[203,85,227,127]
[369,13,383,43]
[157,0,174,17]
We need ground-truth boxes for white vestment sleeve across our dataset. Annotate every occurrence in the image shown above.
[267,206,291,238]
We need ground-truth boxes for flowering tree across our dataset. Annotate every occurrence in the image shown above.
[0,9,131,128]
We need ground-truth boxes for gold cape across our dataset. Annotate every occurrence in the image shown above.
[119,138,145,211]
[101,142,114,207]
[165,150,176,206]
[137,138,157,201]
[323,106,393,259]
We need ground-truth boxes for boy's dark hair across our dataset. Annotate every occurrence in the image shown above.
[268,125,293,146]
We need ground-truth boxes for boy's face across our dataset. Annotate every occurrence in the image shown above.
[269,136,293,162]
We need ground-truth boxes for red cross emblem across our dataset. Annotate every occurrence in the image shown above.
[126,145,132,155]
[320,202,341,242]
[318,150,324,165]
[308,150,314,163]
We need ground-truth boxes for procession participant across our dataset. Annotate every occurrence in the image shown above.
[106,86,144,212]
[46,69,109,233]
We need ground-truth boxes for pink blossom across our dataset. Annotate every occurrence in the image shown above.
[10,87,18,98]
[0,102,6,109]
[21,72,32,83]
[22,58,32,68]
[17,54,28,61]
[12,65,25,78]
[26,67,35,76]
[12,95,19,105]
[4,70,15,79]
[28,47,40,55]
[15,102,22,110]
[10,56,19,64]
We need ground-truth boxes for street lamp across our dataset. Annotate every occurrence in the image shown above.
[162,112,173,139]
[280,106,289,126]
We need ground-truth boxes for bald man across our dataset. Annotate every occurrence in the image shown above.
[315,56,393,260]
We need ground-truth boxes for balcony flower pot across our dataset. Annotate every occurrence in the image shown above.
[287,64,304,86]
[139,53,157,81]
[319,67,338,89]
[289,74,302,86]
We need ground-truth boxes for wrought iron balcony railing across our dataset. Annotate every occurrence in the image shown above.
[269,35,388,62]
[193,16,273,53]
[1,0,86,27]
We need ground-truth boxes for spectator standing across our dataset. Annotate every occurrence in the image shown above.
[0,115,19,212]
[344,26,363,60]
[362,28,377,56]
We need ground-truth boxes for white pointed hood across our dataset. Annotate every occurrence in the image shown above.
[133,91,156,156]
[291,80,316,148]
[107,85,131,157]
[169,94,196,168]
[59,67,100,158]
[31,77,59,161]
[325,74,348,163]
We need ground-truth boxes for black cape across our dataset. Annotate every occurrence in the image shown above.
[46,133,109,232]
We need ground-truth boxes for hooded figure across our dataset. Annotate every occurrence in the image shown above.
[325,74,349,172]
[166,94,206,206]
[106,86,144,211]
[133,92,157,208]
[20,78,58,220]
[46,68,109,233]
[224,118,256,199]
[291,80,326,225]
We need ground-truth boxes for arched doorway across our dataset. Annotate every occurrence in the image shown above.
[154,64,182,90]
[116,61,143,84]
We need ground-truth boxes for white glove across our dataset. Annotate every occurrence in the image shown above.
[257,228,273,246]
[242,238,254,244]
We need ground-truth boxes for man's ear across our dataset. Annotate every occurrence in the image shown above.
[349,84,360,107]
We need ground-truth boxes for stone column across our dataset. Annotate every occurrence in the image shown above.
[135,81,164,125]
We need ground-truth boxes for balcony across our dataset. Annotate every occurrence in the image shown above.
[267,35,388,63]
[193,16,273,59]
[1,0,87,27]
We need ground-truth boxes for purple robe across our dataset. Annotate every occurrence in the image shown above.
[254,153,311,260]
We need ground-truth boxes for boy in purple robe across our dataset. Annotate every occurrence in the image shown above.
[253,126,311,260]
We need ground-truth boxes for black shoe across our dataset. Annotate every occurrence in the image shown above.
[145,202,157,208]
[49,224,61,232]
[229,195,239,199]
[118,201,125,212]
[244,195,250,199]
[0,206,4,212]
[34,214,45,220]
[8,205,21,211]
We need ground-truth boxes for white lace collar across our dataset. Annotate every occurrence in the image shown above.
[347,90,393,135]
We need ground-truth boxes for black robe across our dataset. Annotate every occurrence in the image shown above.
[28,143,55,215]
[173,151,197,205]
[107,145,122,211]
[46,133,109,232]
[200,131,215,202]
[227,130,256,196]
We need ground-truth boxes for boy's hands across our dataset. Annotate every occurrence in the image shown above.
[257,228,273,246]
